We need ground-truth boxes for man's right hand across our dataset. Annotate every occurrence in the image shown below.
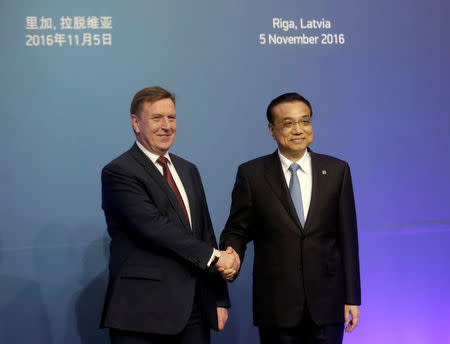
[215,247,240,280]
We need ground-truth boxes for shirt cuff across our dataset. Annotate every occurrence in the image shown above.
[207,248,220,267]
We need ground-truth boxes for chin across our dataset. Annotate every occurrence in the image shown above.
[289,146,306,152]
[158,140,173,147]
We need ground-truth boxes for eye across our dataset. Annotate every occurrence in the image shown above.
[151,115,162,121]
[168,116,176,122]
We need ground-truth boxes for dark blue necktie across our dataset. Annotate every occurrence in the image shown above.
[288,163,305,227]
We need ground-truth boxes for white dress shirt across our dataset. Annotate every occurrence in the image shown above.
[278,149,312,221]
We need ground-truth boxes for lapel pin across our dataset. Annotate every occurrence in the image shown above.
[322,170,327,175]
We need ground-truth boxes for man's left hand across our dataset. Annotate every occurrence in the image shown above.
[217,307,228,331]
[344,304,359,333]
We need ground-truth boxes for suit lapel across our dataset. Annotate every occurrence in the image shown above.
[170,154,198,235]
[129,144,191,232]
[263,151,304,233]
[304,151,327,231]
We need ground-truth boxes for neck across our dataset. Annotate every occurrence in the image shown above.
[280,149,307,163]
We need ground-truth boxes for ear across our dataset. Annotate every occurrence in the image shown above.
[131,114,140,134]
[268,123,276,140]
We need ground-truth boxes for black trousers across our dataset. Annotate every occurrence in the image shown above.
[109,288,210,344]
[258,305,344,344]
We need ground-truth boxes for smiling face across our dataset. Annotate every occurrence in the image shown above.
[268,100,313,162]
[131,98,176,156]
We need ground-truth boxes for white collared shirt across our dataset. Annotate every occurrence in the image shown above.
[136,140,192,226]
[278,149,312,220]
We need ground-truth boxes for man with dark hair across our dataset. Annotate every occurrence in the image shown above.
[100,86,239,344]
[220,92,361,344]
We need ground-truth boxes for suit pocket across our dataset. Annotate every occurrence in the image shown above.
[119,265,162,281]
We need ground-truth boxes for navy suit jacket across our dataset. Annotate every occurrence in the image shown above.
[100,144,229,335]
[220,150,360,327]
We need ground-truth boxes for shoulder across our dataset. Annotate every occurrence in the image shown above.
[102,145,140,176]
[169,153,196,169]
[310,151,350,172]
[238,153,275,172]
[169,153,198,176]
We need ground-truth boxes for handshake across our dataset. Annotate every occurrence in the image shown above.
[215,247,241,280]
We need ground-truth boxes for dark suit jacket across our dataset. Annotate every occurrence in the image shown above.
[220,150,360,327]
[100,144,229,335]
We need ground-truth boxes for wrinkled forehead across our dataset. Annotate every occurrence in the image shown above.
[138,98,176,116]
[272,101,311,120]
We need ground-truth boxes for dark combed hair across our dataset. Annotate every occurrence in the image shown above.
[130,86,175,115]
[266,92,313,124]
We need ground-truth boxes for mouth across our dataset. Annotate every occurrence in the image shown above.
[158,134,173,141]
[291,138,304,143]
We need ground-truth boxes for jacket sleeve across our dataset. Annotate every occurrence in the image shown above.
[220,165,255,267]
[102,163,214,269]
[338,163,361,305]
[193,166,231,307]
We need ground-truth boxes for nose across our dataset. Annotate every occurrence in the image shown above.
[160,117,170,130]
[291,121,302,134]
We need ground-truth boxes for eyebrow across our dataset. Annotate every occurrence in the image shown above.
[281,115,310,121]
[149,113,176,117]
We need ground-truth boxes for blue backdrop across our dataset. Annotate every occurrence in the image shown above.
[1,0,450,343]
